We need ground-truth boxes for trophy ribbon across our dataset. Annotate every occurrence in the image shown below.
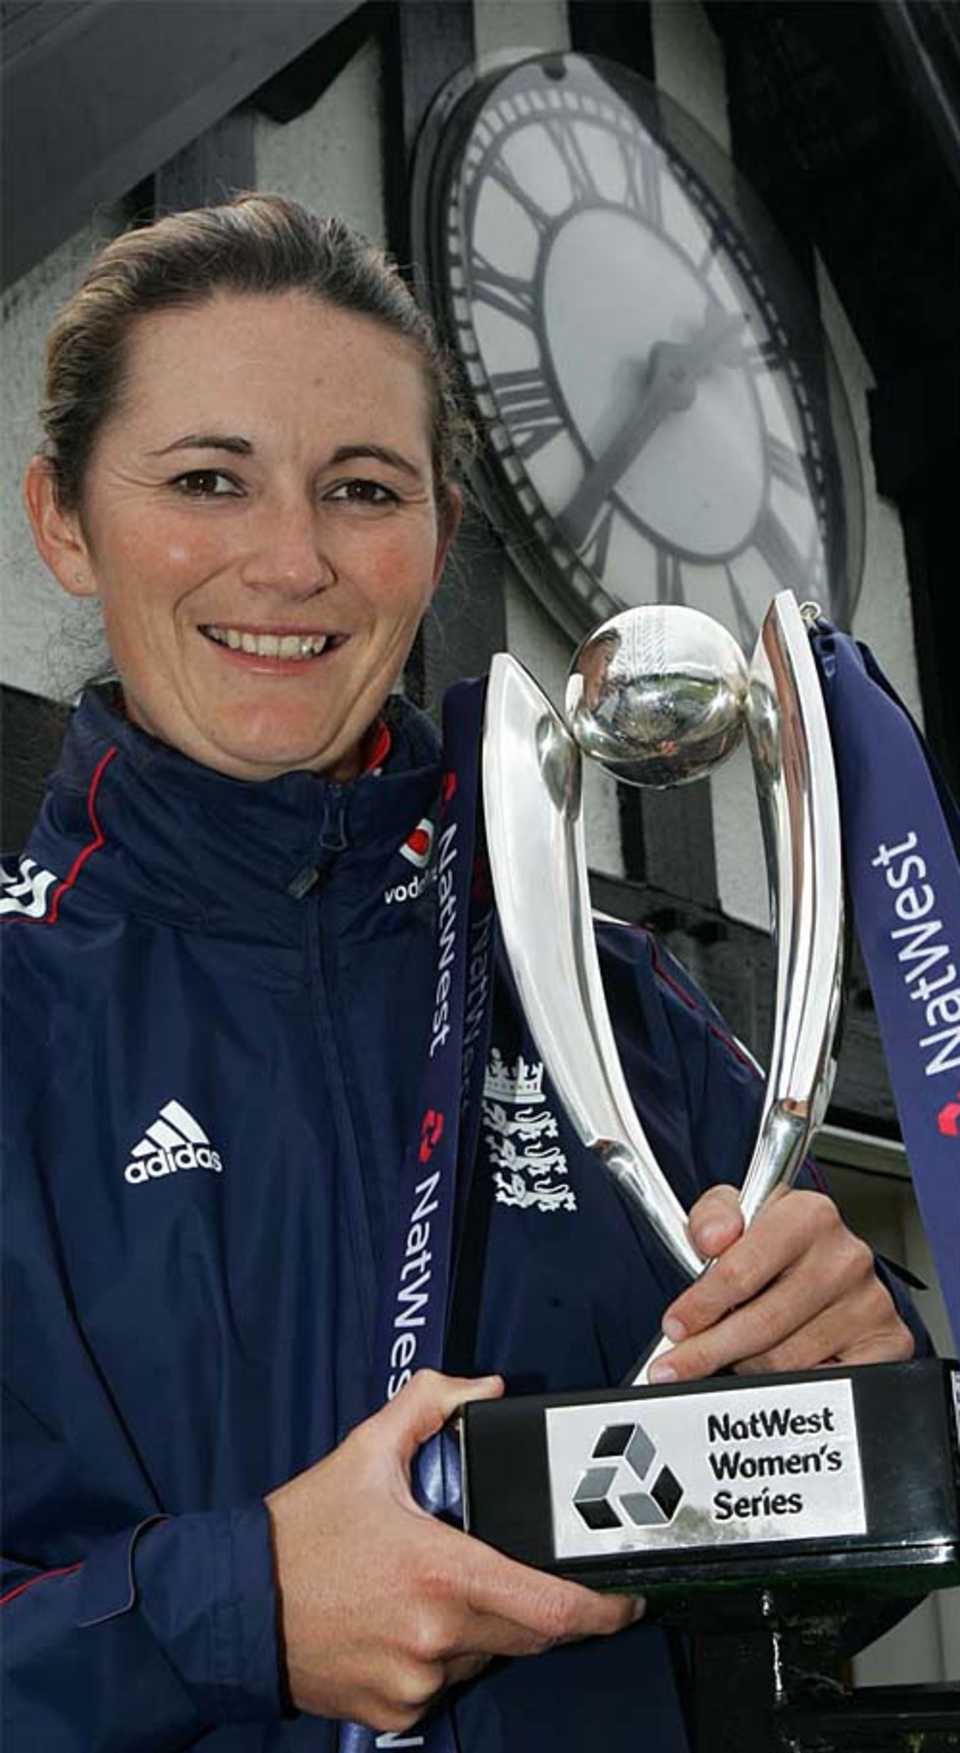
[811,620,960,1349]
[340,676,494,1753]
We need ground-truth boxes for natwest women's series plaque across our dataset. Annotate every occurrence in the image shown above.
[462,595,960,1607]
[463,1361,960,1604]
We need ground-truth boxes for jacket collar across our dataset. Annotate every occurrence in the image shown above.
[27,688,442,944]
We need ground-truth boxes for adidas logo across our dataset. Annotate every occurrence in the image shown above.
[124,1100,223,1186]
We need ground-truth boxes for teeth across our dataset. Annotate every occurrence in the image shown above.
[204,626,331,660]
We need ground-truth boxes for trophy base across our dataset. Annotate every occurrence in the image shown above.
[461,1359,960,1607]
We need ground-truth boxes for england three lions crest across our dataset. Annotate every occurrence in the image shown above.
[483,1048,576,1213]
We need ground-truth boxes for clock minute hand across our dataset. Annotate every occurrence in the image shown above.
[560,310,746,554]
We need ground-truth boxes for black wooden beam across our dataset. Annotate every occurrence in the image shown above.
[2,0,366,289]
[568,0,655,79]
[379,0,508,713]
[251,1,378,125]
[0,684,70,852]
[879,0,960,200]
[379,0,473,267]
[153,110,257,216]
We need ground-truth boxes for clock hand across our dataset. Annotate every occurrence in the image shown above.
[560,309,746,553]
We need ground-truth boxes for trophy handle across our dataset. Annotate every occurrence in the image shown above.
[483,656,704,1281]
[741,592,845,1226]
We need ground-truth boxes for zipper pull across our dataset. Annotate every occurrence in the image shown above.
[288,864,321,900]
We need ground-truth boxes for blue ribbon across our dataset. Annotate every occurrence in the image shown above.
[811,622,960,1351]
[340,678,495,1753]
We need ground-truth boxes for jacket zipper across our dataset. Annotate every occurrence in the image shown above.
[302,859,380,1431]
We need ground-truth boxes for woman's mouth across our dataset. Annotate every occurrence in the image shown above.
[200,624,347,662]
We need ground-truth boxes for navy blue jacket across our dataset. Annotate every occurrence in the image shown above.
[1,690,921,1751]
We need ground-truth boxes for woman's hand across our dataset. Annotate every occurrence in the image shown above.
[648,1185,915,1383]
[265,1369,640,1732]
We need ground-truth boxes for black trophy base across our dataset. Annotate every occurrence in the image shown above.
[461,1359,960,1610]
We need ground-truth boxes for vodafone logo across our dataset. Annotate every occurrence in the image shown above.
[937,1092,960,1137]
[399,818,434,870]
[386,818,437,905]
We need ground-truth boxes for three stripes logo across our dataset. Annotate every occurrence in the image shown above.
[124,1099,223,1186]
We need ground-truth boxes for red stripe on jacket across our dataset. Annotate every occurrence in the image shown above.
[4,744,116,927]
[0,1563,83,1607]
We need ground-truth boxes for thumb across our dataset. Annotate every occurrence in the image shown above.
[373,1368,504,1462]
[688,1183,743,1259]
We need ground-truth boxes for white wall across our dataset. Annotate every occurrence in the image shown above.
[474,0,569,64]
[255,37,385,246]
[1,214,121,702]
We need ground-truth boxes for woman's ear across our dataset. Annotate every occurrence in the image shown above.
[431,484,464,591]
[23,457,98,599]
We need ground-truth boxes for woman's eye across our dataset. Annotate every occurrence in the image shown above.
[171,470,241,498]
[328,479,397,506]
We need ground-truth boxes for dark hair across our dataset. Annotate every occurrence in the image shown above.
[38,193,473,518]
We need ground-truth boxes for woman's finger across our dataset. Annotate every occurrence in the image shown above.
[364,1368,504,1475]
[659,1191,850,1351]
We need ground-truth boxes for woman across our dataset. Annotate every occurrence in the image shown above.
[3,195,919,1750]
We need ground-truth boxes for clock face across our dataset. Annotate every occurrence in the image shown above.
[418,53,860,644]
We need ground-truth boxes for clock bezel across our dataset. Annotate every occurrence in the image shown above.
[411,50,863,643]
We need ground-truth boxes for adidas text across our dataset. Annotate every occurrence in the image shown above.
[125,1142,223,1184]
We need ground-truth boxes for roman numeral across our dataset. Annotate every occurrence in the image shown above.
[579,503,616,579]
[698,228,721,274]
[620,137,663,225]
[470,253,537,329]
[544,118,600,205]
[746,337,788,373]
[490,369,564,460]
[488,161,550,235]
[766,436,809,494]
[752,507,814,597]
[656,549,684,605]
[725,564,760,648]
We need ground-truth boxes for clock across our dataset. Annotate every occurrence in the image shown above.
[411,52,863,644]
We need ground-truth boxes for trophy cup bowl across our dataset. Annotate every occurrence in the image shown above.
[461,592,960,1616]
[566,606,749,789]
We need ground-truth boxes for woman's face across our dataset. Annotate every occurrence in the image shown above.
[34,292,458,781]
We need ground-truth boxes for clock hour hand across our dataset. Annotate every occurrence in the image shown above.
[560,308,746,554]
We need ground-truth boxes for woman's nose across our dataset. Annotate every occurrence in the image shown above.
[238,498,336,597]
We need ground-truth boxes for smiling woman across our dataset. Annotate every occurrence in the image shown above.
[2,195,922,1753]
[29,291,456,780]
[23,199,472,781]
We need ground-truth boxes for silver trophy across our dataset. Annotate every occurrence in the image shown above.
[482,590,844,1371]
[463,592,960,1604]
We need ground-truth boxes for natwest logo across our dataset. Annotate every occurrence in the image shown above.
[938,1091,960,1137]
[573,1420,684,1532]
[419,1108,445,1163]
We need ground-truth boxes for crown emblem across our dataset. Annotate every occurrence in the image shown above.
[484,1048,544,1104]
